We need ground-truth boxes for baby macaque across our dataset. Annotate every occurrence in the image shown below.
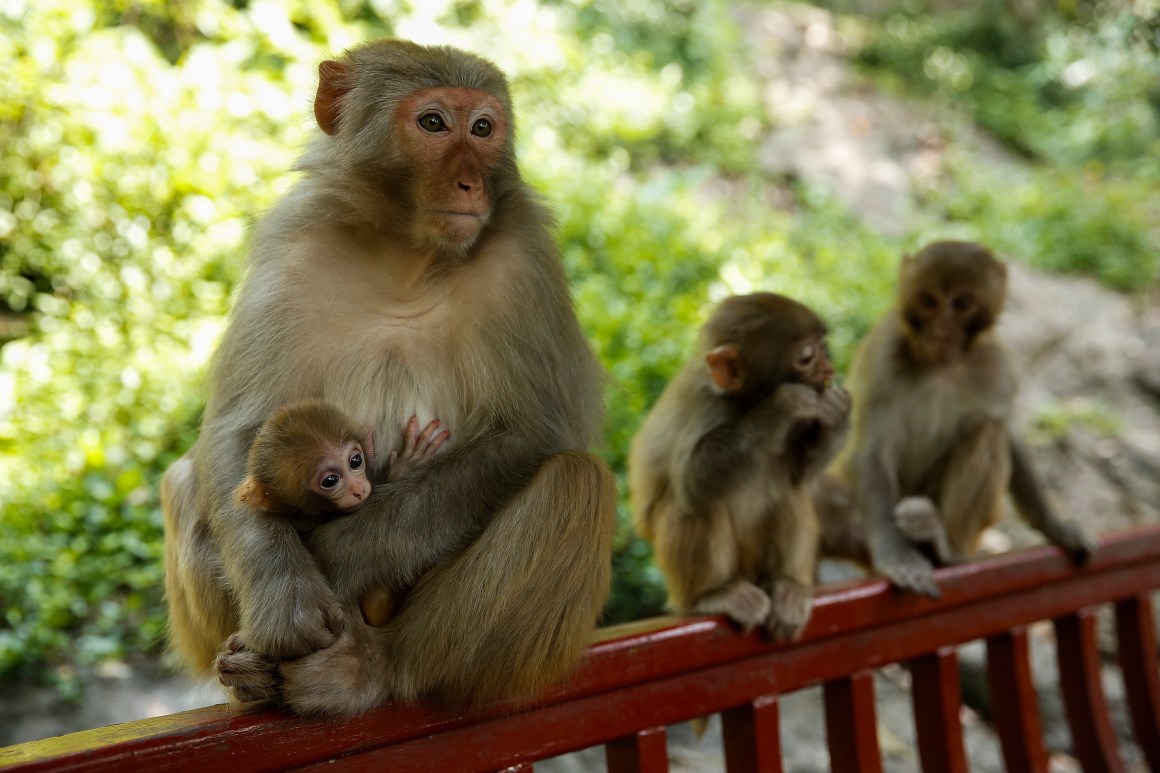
[236,400,450,624]
[629,292,850,640]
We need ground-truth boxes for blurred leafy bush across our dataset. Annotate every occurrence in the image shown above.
[832,0,1160,287]
[1,0,1157,691]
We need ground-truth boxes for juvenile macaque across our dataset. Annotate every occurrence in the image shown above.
[629,292,850,640]
[828,241,1095,597]
[162,39,615,714]
[235,400,450,625]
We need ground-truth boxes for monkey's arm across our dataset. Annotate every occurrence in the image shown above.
[675,426,752,515]
[671,382,819,513]
[215,501,343,659]
[306,426,548,601]
[1007,433,1096,562]
[859,439,942,599]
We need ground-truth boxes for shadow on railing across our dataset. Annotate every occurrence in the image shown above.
[3,525,1159,773]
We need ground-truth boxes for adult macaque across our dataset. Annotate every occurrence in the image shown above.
[236,401,450,626]
[828,241,1095,597]
[629,293,850,640]
[162,39,616,714]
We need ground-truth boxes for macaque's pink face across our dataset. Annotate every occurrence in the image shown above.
[313,440,372,513]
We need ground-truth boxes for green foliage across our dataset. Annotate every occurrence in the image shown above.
[850,0,1160,169]
[1029,397,1123,444]
[832,0,1160,289]
[930,156,1160,290]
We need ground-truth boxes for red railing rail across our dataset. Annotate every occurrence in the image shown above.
[3,525,1159,772]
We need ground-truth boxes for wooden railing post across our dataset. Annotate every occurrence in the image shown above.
[1055,608,1124,773]
[721,695,782,773]
[824,670,883,773]
[3,529,1159,773]
[985,626,1049,773]
[908,646,968,773]
[606,727,668,773]
[1114,594,1160,771]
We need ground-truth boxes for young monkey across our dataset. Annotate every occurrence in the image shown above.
[236,400,450,625]
[823,240,1095,598]
[629,292,850,640]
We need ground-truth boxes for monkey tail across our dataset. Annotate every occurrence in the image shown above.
[385,450,617,708]
[161,452,237,677]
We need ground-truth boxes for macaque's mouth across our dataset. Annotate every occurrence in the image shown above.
[432,210,485,220]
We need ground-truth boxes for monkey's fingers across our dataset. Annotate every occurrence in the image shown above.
[879,549,942,600]
[765,581,813,642]
[215,635,281,703]
[692,581,771,633]
[413,419,442,452]
[401,415,421,455]
[418,428,452,460]
[817,387,852,426]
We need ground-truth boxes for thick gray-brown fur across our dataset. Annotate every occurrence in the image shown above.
[162,39,615,715]
[629,293,850,640]
[825,241,1095,598]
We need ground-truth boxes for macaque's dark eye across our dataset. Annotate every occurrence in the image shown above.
[917,292,938,311]
[418,113,446,132]
[796,344,817,368]
[952,293,976,313]
[349,452,363,470]
[321,473,341,490]
[471,118,492,137]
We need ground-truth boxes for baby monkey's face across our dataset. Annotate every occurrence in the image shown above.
[312,439,371,513]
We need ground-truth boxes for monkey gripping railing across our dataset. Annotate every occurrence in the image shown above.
[2,525,1159,773]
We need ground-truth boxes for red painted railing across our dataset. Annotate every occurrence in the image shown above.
[2,525,1159,772]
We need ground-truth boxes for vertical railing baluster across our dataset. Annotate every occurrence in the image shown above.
[1055,608,1125,773]
[985,626,1049,773]
[606,726,669,773]
[908,646,968,773]
[722,695,783,773]
[1114,594,1160,771]
[824,670,883,773]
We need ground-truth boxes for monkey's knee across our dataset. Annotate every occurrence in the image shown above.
[536,450,617,528]
[894,496,940,541]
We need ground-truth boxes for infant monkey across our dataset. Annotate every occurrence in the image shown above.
[629,292,850,640]
[236,399,450,625]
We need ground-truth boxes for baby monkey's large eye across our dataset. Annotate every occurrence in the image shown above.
[320,473,341,490]
[952,293,977,313]
[916,292,939,311]
[349,451,363,470]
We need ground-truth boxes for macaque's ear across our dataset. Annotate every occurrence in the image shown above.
[705,345,745,394]
[362,423,376,463]
[237,477,278,513]
[315,60,352,136]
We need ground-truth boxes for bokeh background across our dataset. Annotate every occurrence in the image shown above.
[2,0,1157,723]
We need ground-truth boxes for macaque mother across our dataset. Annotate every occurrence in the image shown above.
[162,39,615,715]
